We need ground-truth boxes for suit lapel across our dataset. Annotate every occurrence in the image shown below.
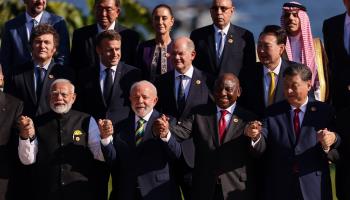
[17,14,30,56]
[143,110,159,142]
[223,106,244,143]
[207,26,218,72]
[39,11,50,24]
[219,24,235,68]
[181,69,200,118]
[38,61,55,103]
[282,102,297,145]
[256,63,266,108]
[274,59,287,103]
[23,64,36,104]
[108,63,122,107]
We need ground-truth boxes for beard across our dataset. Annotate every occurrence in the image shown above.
[50,102,72,114]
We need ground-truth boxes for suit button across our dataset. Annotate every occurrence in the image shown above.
[61,181,65,185]
[177,121,182,125]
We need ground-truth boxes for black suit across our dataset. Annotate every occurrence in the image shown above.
[190,24,256,79]
[76,62,141,199]
[4,60,74,117]
[336,106,350,200]
[0,92,22,199]
[70,23,140,71]
[155,67,213,199]
[102,110,182,200]
[171,104,258,200]
[323,13,350,112]
[239,59,301,118]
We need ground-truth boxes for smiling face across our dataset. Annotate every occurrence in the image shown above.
[283,10,301,36]
[96,38,121,67]
[210,0,234,29]
[24,0,46,17]
[129,83,158,118]
[170,37,196,74]
[257,33,285,70]
[95,0,120,30]
[49,82,76,114]
[31,33,56,65]
[214,74,240,109]
[152,6,174,36]
[283,73,311,107]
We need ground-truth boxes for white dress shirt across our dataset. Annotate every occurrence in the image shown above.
[18,116,105,165]
[289,97,308,132]
[99,63,117,93]
[214,24,230,55]
[174,66,194,101]
[25,12,43,40]
[97,21,116,33]
[263,58,282,106]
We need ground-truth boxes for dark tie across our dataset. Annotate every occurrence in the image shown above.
[29,19,37,40]
[135,118,146,146]
[218,110,229,144]
[103,68,113,105]
[36,67,46,100]
[177,75,186,114]
[293,108,301,139]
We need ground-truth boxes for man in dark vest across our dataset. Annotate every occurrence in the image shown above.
[17,79,108,200]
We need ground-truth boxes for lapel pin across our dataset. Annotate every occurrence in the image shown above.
[75,137,80,142]
[195,80,201,85]
[311,107,317,112]
[233,117,239,123]
[48,74,54,79]
[228,35,234,43]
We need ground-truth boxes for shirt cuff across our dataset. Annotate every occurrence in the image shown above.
[101,135,113,146]
[160,131,171,143]
[251,135,261,147]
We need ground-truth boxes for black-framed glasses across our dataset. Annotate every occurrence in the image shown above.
[210,6,232,13]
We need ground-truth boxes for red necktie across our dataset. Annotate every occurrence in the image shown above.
[219,110,229,144]
[293,108,301,139]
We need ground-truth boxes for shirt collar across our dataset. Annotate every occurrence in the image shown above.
[25,11,43,24]
[290,96,308,113]
[135,109,154,123]
[213,23,230,35]
[263,58,282,76]
[34,59,51,70]
[174,66,194,79]
[345,13,350,26]
[99,62,117,73]
[97,21,116,33]
[216,102,236,115]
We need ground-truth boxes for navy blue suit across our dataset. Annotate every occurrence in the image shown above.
[255,100,339,200]
[190,24,256,78]
[0,11,70,76]
[102,110,182,200]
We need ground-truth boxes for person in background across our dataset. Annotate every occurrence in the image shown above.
[136,4,175,82]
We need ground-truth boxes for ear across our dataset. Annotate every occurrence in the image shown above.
[306,80,312,91]
[279,44,285,55]
[71,93,77,103]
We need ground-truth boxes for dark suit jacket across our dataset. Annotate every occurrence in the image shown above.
[190,23,256,78]
[323,13,350,112]
[155,67,213,168]
[101,110,182,200]
[76,62,141,125]
[70,23,140,71]
[335,106,350,200]
[255,100,339,200]
[0,92,23,179]
[136,39,174,81]
[171,104,258,200]
[239,59,300,118]
[4,60,74,118]
[0,11,70,76]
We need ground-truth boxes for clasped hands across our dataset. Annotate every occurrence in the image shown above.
[98,119,113,139]
[244,120,262,142]
[317,128,337,151]
[17,116,35,140]
[153,114,170,139]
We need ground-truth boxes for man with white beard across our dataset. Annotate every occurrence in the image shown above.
[17,79,112,200]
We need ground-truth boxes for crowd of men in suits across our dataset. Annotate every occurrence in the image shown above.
[0,0,350,200]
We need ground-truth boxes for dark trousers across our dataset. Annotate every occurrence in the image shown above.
[213,183,224,200]
[175,155,193,200]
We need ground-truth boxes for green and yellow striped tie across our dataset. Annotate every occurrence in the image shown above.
[135,118,146,146]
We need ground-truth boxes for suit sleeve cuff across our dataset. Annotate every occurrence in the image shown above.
[161,131,171,143]
[101,135,113,146]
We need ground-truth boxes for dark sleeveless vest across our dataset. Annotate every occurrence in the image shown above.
[33,110,94,200]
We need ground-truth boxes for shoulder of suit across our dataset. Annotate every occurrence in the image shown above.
[73,24,96,35]
[4,13,26,28]
[43,11,65,24]
[324,13,346,25]
[235,105,258,121]
[2,92,23,106]
[120,62,140,72]
[230,24,253,34]
[190,25,213,36]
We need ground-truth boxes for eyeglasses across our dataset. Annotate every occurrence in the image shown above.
[210,6,232,13]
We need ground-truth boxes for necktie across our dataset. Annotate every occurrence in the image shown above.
[217,31,225,60]
[177,75,186,114]
[135,118,146,146]
[103,68,113,105]
[293,108,301,139]
[36,67,46,100]
[218,110,229,144]
[29,19,37,40]
[268,71,276,106]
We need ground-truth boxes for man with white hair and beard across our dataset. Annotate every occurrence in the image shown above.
[17,79,111,200]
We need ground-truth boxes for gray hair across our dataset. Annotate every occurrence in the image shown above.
[50,79,75,93]
[130,80,157,96]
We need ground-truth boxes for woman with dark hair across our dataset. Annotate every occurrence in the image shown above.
[136,4,175,82]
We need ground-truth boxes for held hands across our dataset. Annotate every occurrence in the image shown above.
[317,128,336,151]
[244,120,262,142]
[18,116,35,139]
[98,119,113,139]
[153,114,170,139]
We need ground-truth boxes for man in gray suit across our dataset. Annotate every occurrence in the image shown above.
[0,0,70,76]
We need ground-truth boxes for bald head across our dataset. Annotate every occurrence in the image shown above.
[214,73,241,109]
[171,36,196,74]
